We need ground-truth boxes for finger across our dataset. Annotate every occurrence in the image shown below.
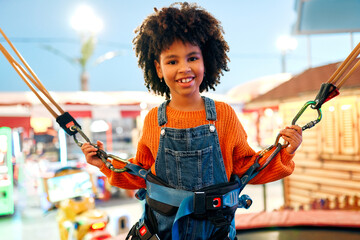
[97,140,104,150]
[280,128,296,137]
[290,125,302,134]
[283,134,302,147]
[283,125,302,134]
[82,146,98,155]
[282,129,302,141]
[282,136,298,146]
[284,127,302,137]
[87,151,98,157]
[81,142,90,150]
[281,134,294,142]
[284,128,302,138]
[286,133,302,145]
[82,143,97,151]
[81,142,97,151]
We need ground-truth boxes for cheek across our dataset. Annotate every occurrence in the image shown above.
[198,65,205,78]
[198,60,205,75]
[201,66,205,76]
[162,67,176,80]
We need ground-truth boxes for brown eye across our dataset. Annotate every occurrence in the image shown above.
[189,57,198,62]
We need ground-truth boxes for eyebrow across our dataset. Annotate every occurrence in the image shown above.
[163,51,202,60]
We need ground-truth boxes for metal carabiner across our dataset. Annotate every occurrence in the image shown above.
[291,100,322,131]
[273,134,289,149]
[70,125,91,147]
[70,125,129,173]
[273,100,322,148]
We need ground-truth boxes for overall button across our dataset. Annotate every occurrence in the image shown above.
[161,129,166,136]
[209,125,215,132]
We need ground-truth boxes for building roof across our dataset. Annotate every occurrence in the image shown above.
[226,73,292,103]
[247,60,360,105]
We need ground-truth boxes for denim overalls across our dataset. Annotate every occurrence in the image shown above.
[151,97,236,240]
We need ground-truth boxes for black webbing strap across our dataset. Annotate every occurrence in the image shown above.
[312,83,340,109]
[56,112,82,135]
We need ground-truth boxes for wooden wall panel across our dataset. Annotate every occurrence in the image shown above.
[321,104,339,154]
[281,94,360,209]
[334,97,358,155]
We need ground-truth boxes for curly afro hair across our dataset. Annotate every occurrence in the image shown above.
[133,2,230,99]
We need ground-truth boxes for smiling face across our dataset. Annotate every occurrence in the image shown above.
[155,40,205,105]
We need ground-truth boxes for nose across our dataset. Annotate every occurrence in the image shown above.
[178,61,191,73]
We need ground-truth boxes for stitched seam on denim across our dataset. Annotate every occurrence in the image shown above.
[197,150,202,189]
[155,135,163,174]
[207,127,227,181]
[176,153,182,188]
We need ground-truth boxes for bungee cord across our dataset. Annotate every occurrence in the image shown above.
[1,27,359,173]
[0,28,64,118]
[328,41,360,89]
[0,27,130,172]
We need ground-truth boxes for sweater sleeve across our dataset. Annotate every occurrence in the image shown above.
[99,109,157,189]
[230,109,295,184]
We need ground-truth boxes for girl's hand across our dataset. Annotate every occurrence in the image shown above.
[81,140,105,169]
[279,125,303,154]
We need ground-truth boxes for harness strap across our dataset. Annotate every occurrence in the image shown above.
[146,166,260,206]
[145,162,260,239]
[126,204,160,240]
[147,182,191,206]
[124,163,149,179]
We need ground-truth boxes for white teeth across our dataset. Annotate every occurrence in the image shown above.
[180,78,192,83]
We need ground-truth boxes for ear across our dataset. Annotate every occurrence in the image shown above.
[154,60,163,79]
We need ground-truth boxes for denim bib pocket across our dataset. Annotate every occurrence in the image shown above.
[164,146,214,190]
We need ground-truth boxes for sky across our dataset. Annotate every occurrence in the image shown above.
[0,0,359,94]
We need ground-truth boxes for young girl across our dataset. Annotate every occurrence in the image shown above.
[81,2,302,239]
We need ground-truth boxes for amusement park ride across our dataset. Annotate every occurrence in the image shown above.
[1,22,360,239]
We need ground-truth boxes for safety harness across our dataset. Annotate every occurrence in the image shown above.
[1,27,360,239]
[124,168,256,240]
[118,171,251,239]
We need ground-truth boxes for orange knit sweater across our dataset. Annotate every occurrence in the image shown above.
[100,101,295,189]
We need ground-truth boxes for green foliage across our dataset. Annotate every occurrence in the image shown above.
[79,36,96,69]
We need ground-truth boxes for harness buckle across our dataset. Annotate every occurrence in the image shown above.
[136,220,159,240]
[193,192,206,215]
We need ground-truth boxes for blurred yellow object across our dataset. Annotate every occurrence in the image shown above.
[75,209,109,240]
[43,167,111,240]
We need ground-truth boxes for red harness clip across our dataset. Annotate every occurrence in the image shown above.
[139,225,147,236]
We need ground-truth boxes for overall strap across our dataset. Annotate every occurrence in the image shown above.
[202,96,217,121]
[157,100,170,126]
[157,97,217,126]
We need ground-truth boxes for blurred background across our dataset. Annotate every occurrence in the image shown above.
[0,0,360,239]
